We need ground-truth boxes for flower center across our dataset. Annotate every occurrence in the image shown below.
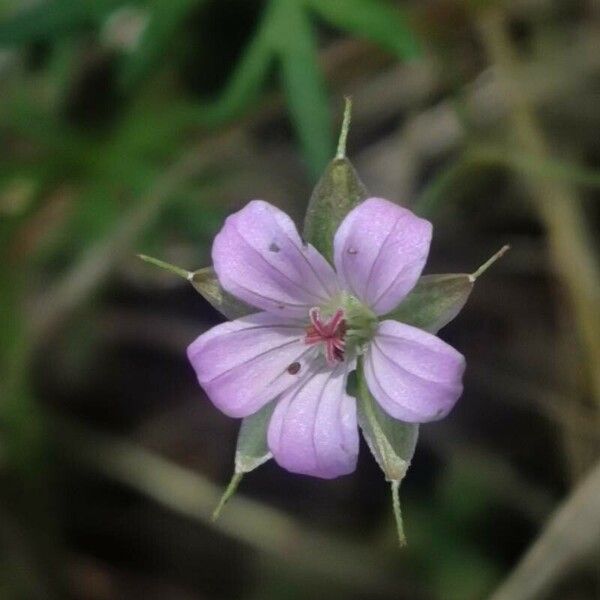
[305,307,346,366]
[304,295,378,366]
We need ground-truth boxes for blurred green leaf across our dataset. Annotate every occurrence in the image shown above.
[197,2,276,127]
[119,0,200,90]
[0,0,130,46]
[357,360,418,545]
[302,157,368,262]
[308,0,421,60]
[386,274,474,333]
[276,0,333,178]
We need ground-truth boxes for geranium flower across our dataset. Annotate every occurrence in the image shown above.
[187,198,465,479]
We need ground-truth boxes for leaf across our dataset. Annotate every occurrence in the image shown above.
[190,267,254,320]
[276,0,333,178]
[386,274,474,333]
[119,0,199,90]
[197,2,276,127]
[308,0,421,60]
[213,401,276,520]
[0,0,126,46]
[303,158,369,262]
[137,255,254,320]
[357,360,418,545]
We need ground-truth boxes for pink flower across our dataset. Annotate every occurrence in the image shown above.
[187,198,465,479]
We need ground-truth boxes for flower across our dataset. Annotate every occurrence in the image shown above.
[187,198,465,479]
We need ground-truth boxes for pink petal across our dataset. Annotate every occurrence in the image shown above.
[187,312,316,418]
[213,200,338,318]
[364,320,465,423]
[267,363,358,479]
[333,198,432,315]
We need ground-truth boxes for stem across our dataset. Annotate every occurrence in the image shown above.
[137,254,191,280]
[212,472,244,521]
[390,480,406,547]
[470,245,511,281]
[336,97,352,159]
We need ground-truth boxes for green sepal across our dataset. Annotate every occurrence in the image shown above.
[189,267,254,320]
[385,245,511,333]
[302,98,369,262]
[302,157,368,263]
[213,401,276,520]
[386,274,474,334]
[234,401,276,474]
[357,360,418,546]
[137,255,254,320]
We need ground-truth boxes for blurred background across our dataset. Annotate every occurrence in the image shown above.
[1,0,599,598]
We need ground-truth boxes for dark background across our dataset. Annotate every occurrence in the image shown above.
[1,1,599,599]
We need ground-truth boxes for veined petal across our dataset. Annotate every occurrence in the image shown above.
[333,198,432,315]
[213,200,338,317]
[187,312,315,418]
[364,320,465,423]
[267,362,358,479]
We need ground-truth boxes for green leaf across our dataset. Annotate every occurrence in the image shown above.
[357,360,418,545]
[0,0,127,46]
[197,2,276,127]
[302,157,369,262]
[213,401,276,520]
[308,0,421,60]
[276,0,333,178]
[386,274,474,334]
[137,255,254,320]
[119,0,200,90]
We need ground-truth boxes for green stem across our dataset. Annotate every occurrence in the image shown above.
[390,480,406,547]
[212,472,244,521]
[470,244,511,281]
[137,254,191,280]
[336,97,352,159]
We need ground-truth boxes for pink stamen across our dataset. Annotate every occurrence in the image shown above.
[305,308,346,366]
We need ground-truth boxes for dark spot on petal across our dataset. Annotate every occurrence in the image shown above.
[269,242,280,252]
[287,362,301,375]
[347,247,358,255]
[277,304,286,310]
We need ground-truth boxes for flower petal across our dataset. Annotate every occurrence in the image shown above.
[364,320,465,423]
[187,312,315,418]
[267,363,358,479]
[333,198,432,314]
[213,200,338,317]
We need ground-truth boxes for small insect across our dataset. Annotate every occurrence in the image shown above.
[287,362,301,375]
[269,242,281,252]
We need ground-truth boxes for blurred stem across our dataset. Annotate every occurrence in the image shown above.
[53,416,400,596]
[415,147,600,219]
[480,9,600,409]
[488,459,600,600]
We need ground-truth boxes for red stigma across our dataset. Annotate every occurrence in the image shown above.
[305,307,346,365]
